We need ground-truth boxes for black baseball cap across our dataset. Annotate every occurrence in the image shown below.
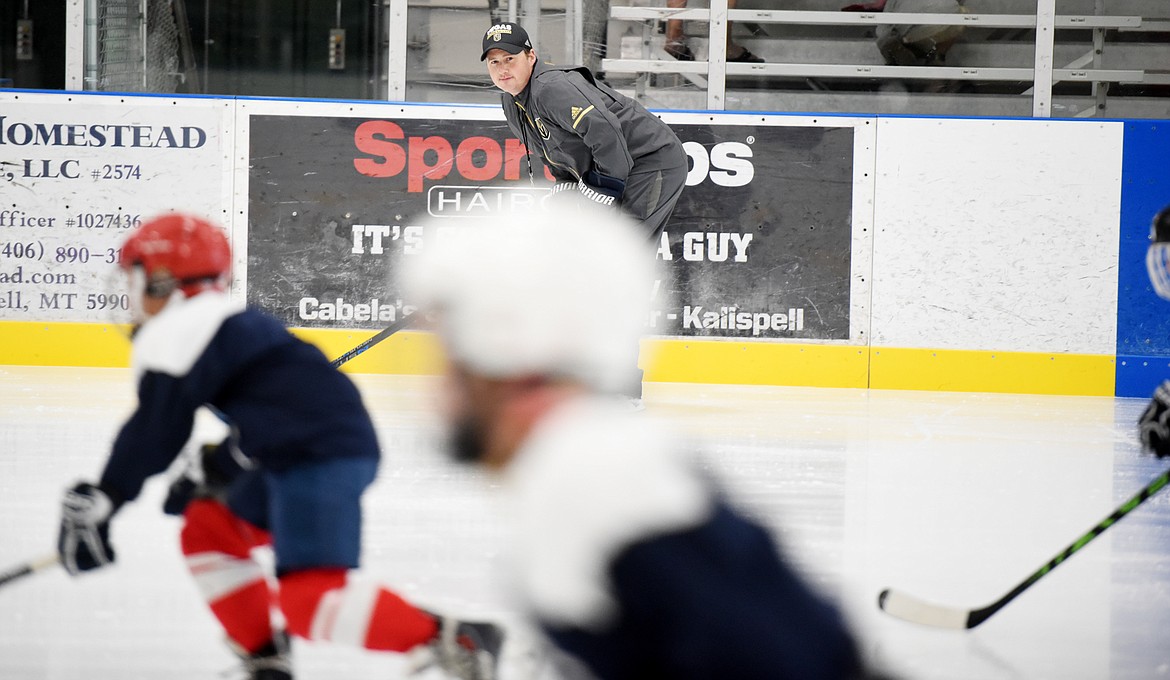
[481,23,532,61]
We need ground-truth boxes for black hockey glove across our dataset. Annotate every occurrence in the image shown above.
[580,169,625,207]
[1138,380,1170,458]
[549,181,578,197]
[163,440,245,515]
[544,180,582,211]
[58,482,121,575]
[577,180,618,206]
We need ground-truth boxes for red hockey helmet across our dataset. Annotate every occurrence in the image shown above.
[119,213,231,298]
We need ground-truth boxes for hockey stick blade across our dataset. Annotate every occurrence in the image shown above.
[0,553,60,589]
[878,465,1170,630]
[878,588,974,630]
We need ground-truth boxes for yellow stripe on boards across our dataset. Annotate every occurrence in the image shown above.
[0,322,444,374]
[0,322,1117,397]
[869,347,1115,396]
[289,328,445,374]
[0,321,132,367]
[641,338,869,388]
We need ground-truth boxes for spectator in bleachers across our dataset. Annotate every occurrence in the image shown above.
[665,0,764,63]
[844,0,966,92]
[871,0,966,69]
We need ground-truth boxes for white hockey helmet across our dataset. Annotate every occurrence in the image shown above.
[1146,204,1170,300]
[401,200,660,392]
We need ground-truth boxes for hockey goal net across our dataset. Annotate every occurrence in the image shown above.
[92,0,197,93]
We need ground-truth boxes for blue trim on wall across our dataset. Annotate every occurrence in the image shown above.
[1116,120,1170,398]
[1118,355,1170,399]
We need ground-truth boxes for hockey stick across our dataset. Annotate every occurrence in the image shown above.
[0,553,60,590]
[197,313,416,468]
[329,314,414,368]
[878,465,1170,630]
[198,313,415,429]
[196,313,417,471]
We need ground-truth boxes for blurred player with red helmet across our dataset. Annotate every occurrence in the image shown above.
[56,213,502,680]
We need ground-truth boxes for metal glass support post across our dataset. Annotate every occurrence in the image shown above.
[84,0,98,89]
[386,0,408,101]
[522,0,540,55]
[139,0,148,90]
[1092,27,1107,112]
[1032,0,1056,117]
[707,0,727,110]
[635,19,651,101]
[66,0,85,89]
[1092,0,1107,113]
[565,0,583,65]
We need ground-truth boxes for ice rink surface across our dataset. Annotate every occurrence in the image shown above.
[2,365,1169,680]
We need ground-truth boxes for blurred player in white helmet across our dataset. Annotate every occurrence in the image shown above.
[1137,204,1170,457]
[402,202,871,679]
[56,213,502,680]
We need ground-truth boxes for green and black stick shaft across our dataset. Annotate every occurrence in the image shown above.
[878,465,1170,630]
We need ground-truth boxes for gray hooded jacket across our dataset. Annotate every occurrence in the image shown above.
[500,59,685,196]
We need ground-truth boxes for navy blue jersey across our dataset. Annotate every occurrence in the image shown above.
[99,292,379,503]
[546,502,861,680]
[503,397,862,680]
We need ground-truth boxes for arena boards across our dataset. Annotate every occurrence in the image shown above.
[0,91,1165,397]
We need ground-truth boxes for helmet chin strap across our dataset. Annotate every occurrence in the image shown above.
[125,267,151,325]
[122,267,228,326]
[140,289,186,322]
[124,288,185,337]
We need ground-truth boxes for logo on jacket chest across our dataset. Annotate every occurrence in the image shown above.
[533,117,551,140]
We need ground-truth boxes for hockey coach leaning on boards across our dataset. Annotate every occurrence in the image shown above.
[481,22,689,240]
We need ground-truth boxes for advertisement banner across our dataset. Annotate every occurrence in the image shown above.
[247,111,855,339]
[0,94,231,323]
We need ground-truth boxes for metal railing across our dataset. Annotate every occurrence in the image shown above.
[602,0,1166,116]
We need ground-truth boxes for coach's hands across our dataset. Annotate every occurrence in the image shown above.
[577,179,619,206]
[547,172,625,209]
[549,181,577,196]
[581,169,624,206]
